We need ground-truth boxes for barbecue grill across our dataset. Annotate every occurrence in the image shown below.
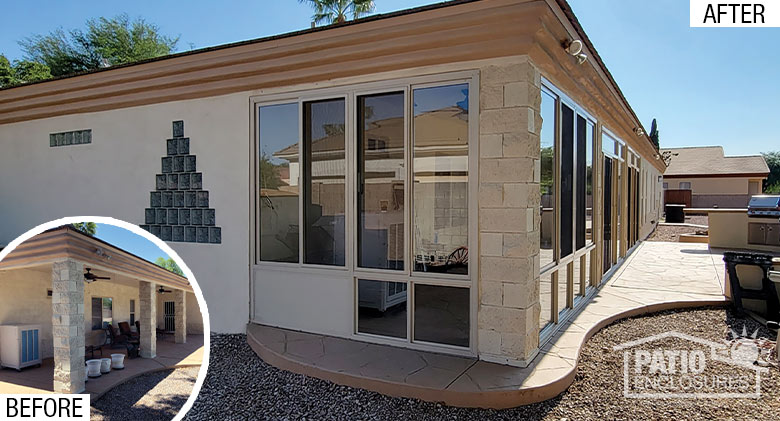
[747,195,780,218]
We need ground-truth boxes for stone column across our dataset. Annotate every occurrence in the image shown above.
[477,58,541,367]
[52,259,85,394]
[173,289,187,344]
[139,281,157,358]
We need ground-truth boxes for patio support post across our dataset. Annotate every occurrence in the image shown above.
[174,289,187,344]
[51,258,86,393]
[476,58,542,366]
[139,281,157,358]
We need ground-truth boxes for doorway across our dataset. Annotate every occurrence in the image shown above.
[164,301,175,332]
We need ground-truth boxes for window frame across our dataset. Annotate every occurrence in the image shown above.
[91,296,113,331]
[251,71,478,357]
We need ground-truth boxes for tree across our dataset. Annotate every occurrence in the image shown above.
[762,151,780,193]
[0,54,52,88]
[648,118,659,149]
[71,222,97,236]
[155,257,184,276]
[19,14,178,77]
[299,0,375,26]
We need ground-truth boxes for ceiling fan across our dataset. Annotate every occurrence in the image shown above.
[157,286,172,294]
[84,268,110,283]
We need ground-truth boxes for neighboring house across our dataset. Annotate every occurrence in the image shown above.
[0,0,665,392]
[0,226,201,393]
[662,146,769,208]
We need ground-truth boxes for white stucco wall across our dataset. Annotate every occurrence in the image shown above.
[0,93,250,333]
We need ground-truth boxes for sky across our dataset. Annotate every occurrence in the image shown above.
[93,223,170,264]
[1,0,777,156]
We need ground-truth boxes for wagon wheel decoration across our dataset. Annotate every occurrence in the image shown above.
[446,246,469,267]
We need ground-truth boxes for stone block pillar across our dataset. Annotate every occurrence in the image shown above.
[477,58,542,367]
[51,259,85,393]
[139,281,157,358]
[174,289,187,344]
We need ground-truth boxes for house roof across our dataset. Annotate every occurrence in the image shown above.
[662,146,769,178]
[0,225,192,291]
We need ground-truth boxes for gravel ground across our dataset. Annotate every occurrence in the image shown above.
[686,215,709,226]
[91,366,199,421]
[186,308,778,421]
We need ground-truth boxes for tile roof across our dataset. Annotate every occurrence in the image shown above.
[662,146,769,177]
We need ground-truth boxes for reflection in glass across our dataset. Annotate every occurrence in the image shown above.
[585,121,594,245]
[576,115,587,251]
[259,103,300,262]
[303,99,346,266]
[413,284,469,347]
[558,265,568,315]
[357,279,407,338]
[540,91,555,267]
[412,84,469,275]
[560,104,574,258]
[358,93,405,270]
[540,271,553,329]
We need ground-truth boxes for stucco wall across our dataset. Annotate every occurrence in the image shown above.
[664,177,754,195]
[0,92,250,333]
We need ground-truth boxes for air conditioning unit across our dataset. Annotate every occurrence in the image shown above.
[0,324,42,371]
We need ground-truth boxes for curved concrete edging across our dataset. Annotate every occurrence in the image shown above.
[247,299,729,409]
[89,362,202,401]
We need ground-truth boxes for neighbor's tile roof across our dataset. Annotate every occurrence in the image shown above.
[662,146,769,177]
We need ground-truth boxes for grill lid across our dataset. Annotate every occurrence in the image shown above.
[748,195,780,209]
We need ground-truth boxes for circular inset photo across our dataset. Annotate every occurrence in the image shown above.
[0,217,210,421]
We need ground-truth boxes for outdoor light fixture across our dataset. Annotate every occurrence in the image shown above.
[634,127,645,136]
[95,248,111,260]
[576,53,588,65]
[564,39,583,56]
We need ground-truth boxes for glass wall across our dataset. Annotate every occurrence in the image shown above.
[412,84,469,276]
[258,103,300,263]
[303,98,346,266]
[256,77,473,352]
[539,81,597,333]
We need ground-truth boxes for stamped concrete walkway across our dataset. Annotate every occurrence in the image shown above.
[248,242,728,408]
[0,334,204,399]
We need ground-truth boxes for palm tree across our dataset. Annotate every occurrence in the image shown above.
[71,222,97,236]
[299,0,376,26]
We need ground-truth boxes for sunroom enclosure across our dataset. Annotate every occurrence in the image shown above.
[253,73,478,356]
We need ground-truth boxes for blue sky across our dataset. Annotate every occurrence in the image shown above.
[94,224,170,264]
[1,0,777,156]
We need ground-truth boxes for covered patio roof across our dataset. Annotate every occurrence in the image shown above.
[0,225,192,292]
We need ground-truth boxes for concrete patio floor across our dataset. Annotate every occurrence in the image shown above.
[0,334,204,399]
[248,241,729,408]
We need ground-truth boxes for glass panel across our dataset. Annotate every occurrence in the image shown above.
[558,265,569,315]
[616,163,622,257]
[303,99,346,266]
[602,132,616,155]
[357,279,407,338]
[412,84,469,275]
[560,104,574,258]
[413,284,469,347]
[540,91,556,267]
[540,271,553,329]
[576,115,586,250]
[586,121,594,245]
[91,297,102,330]
[358,92,405,270]
[102,297,113,328]
[259,103,300,263]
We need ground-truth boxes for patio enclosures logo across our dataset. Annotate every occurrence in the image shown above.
[614,331,769,398]
[690,0,780,27]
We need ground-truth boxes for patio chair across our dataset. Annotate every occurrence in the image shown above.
[118,322,139,340]
[106,325,138,348]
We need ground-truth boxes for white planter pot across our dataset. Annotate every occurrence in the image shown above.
[86,360,102,378]
[100,358,111,374]
[110,353,125,370]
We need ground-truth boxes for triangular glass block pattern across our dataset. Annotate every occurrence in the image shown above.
[140,121,221,244]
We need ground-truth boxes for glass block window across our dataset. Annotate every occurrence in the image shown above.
[50,129,92,147]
